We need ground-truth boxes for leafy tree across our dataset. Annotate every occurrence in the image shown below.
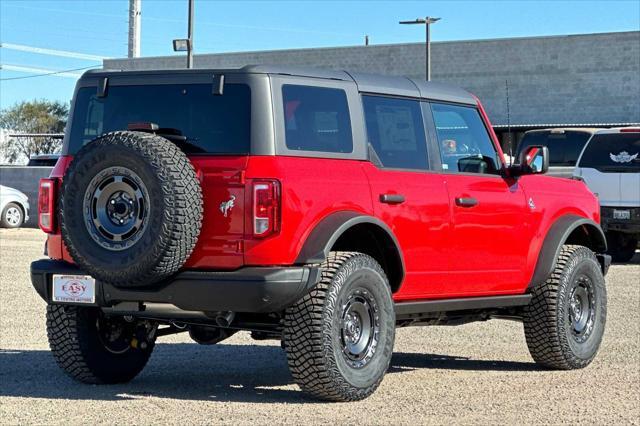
[0,100,69,164]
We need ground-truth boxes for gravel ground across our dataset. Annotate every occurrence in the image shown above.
[1,228,638,425]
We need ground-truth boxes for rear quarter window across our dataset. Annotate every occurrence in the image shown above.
[282,85,353,153]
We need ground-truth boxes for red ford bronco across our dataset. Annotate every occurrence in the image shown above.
[32,66,610,401]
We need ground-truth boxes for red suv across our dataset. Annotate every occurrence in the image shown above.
[31,66,610,401]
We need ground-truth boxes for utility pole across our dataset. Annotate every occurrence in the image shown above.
[187,0,194,68]
[399,16,441,81]
[128,0,141,58]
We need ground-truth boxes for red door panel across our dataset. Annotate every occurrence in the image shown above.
[445,174,531,295]
[363,164,452,301]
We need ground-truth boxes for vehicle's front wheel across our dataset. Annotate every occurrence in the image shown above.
[524,245,607,369]
[46,305,156,384]
[283,252,395,402]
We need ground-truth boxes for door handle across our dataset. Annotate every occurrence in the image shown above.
[380,194,405,204]
[455,197,478,207]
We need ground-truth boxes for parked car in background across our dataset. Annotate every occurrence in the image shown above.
[0,185,30,228]
[516,128,599,177]
[574,127,640,262]
[27,154,61,167]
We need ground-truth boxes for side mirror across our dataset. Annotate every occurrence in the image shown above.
[512,145,549,176]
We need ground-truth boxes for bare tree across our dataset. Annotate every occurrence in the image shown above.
[0,100,68,164]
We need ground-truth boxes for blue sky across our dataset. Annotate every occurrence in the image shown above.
[1,0,639,109]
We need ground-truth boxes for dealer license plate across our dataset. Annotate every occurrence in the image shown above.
[613,209,631,220]
[52,274,96,304]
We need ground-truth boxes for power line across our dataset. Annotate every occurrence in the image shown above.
[0,43,110,61]
[0,65,99,81]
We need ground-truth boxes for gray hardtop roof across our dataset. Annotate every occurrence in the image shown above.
[86,64,477,105]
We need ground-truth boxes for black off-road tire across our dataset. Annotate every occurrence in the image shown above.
[46,305,155,384]
[283,252,395,402]
[524,245,607,369]
[61,131,203,287]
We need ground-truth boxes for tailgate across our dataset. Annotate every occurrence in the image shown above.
[184,156,249,269]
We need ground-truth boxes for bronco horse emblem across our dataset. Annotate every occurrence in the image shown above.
[219,195,236,217]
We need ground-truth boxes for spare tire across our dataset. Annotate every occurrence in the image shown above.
[60,131,203,287]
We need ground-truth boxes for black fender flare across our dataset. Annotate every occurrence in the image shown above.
[295,210,405,277]
[528,215,607,289]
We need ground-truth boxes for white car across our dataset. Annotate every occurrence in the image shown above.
[574,127,640,262]
[0,185,30,228]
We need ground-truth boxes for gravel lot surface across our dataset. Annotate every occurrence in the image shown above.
[1,228,638,425]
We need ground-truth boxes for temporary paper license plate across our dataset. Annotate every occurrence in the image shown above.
[613,209,631,220]
[52,275,96,304]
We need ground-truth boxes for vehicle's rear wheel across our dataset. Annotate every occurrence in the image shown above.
[1,202,24,228]
[47,305,156,384]
[523,245,607,369]
[60,131,203,287]
[606,231,638,263]
[283,252,395,401]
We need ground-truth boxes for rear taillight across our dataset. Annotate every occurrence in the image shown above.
[253,180,280,238]
[620,128,640,133]
[38,179,56,233]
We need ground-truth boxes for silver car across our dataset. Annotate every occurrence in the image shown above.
[0,185,30,228]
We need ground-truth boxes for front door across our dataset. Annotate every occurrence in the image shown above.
[429,102,531,295]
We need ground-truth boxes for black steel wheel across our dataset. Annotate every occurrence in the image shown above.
[340,288,380,369]
[524,245,607,369]
[283,252,395,402]
[83,167,150,251]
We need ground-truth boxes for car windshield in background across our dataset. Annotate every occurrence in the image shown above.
[69,83,251,154]
[516,131,592,166]
[579,133,640,172]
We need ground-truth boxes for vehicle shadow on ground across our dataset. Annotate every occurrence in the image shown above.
[0,343,538,403]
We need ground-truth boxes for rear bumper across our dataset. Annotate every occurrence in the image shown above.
[30,259,320,314]
[601,207,640,234]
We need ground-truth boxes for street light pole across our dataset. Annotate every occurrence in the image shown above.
[399,16,441,81]
[187,0,194,68]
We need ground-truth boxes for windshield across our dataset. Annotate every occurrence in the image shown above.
[516,131,592,166]
[579,133,640,172]
[68,83,251,154]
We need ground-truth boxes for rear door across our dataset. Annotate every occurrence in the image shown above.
[361,95,451,300]
[429,102,532,295]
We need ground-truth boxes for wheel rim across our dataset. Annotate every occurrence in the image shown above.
[96,315,134,354]
[340,288,380,369]
[83,166,150,251]
[5,207,21,226]
[568,275,596,343]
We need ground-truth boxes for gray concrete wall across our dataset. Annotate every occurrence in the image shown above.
[104,31,640,127]
[0,167,52,227]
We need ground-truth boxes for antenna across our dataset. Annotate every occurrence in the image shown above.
[505,79,513,166]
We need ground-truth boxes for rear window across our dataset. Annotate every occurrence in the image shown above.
[578,133,640,172]
[282,85,353,153]
[517,131,592,166]
[68,83,251,154]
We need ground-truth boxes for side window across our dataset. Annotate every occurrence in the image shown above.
[282,84,353,153]
[362,95,429,170]
[431,103,502,174]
